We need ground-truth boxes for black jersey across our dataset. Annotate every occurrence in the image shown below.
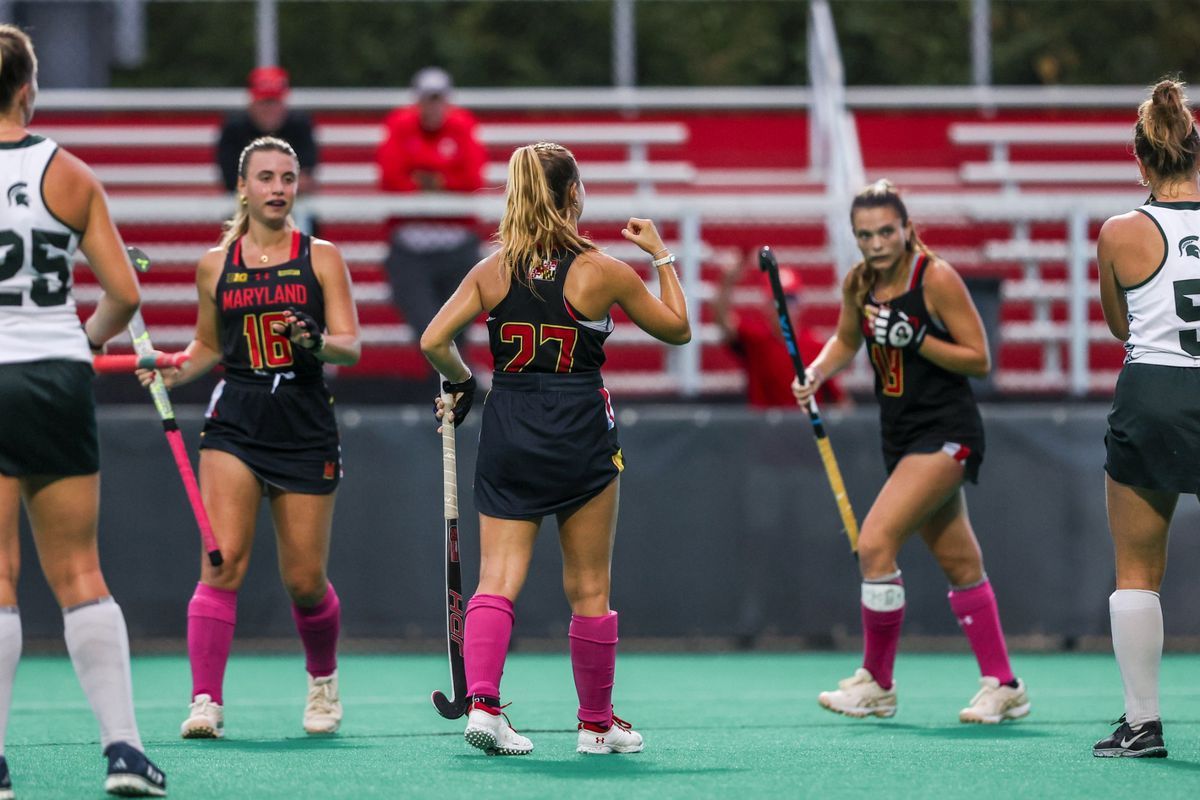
[486,251,612,374]
[862,253,984,447]
[216,231,326,385]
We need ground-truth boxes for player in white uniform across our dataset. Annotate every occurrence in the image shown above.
[0,25,167,796]
[1093,78,1200,760]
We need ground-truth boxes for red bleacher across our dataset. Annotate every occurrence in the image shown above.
[41,101,1136,397]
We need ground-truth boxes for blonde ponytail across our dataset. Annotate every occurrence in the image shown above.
[1134,78,1200,181]
[496,143,594,287]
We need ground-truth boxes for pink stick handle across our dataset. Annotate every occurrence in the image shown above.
[164,428,223,566]
[93,352,189,373]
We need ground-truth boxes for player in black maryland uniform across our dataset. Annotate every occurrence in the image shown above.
[141,137,360,740]
[794,180,1028,725]
[422,142,690,756]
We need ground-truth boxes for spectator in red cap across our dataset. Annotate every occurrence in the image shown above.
[714,256,849,408]
[376,66,486,366]
[217,66,319,197]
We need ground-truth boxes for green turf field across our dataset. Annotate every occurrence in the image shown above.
[4,652,1198,798]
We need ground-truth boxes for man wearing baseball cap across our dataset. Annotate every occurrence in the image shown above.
[216,66,319,197]
[375,66,486,379]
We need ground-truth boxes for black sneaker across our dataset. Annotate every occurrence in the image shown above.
[104,742,167,797]
[0,754,13,800]
[1093,715,1167,758]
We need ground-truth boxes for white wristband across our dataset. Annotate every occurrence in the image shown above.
[651,253,676,268]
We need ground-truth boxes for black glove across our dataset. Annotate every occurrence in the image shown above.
[871,306,927,352]
[284,307,324,352]
[438,374,477,427]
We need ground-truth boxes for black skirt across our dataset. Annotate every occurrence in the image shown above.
[200,375,341,494]
[474,371,622,520]
[1106,362,1200,494]
[882,430,985,484]
[0,360,98,476]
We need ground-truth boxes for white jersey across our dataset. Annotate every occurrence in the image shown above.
[1124,201,1200,367]
[0,135,88,365]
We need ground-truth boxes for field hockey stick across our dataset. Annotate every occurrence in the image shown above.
[93,352,190,373]
[759,246,860,554]
[431,380,470,719]
[126,246,224,567]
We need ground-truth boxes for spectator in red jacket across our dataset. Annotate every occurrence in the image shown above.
[376,67,487,361]
[714,258,849,409]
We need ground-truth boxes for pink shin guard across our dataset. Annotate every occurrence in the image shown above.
[464,594,515,699]
[188,583,237,704]
[292,583,341,678]
[948,579,1015,685]
[861,606,904,691]
[569,611,618,726]
[861,575,905,691]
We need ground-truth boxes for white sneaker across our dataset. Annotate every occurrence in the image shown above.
[180,693,225,739]
[818,668,898,718]
[463,701,533,755]
[303,672,343,734]
[577,714,644,754]
[959,676,1030,724]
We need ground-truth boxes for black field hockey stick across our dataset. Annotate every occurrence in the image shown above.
[759,246,860,554]
[126,246,224,567]
[431,379,469,719]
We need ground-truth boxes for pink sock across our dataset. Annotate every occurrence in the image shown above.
[861,575,905,690]
[569,611,618,726]
[292,583,341,678]
[948,579,1015,685]
[188,583,237,704]
[464,594,514,699]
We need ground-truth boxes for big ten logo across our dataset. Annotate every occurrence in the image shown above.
[448,589,465,649]
[227,272,249,283]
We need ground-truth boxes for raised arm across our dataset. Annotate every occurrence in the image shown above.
[609,218,690,345]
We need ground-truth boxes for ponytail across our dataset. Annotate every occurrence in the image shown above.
[1134,78,1200,182]
[0,25,36,117]
[496,142,595,287]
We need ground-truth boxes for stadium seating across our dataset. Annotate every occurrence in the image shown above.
[41,101,1139,398]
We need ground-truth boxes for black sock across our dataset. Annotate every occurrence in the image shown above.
[1003,679,1020,689]
[472,695,501,708]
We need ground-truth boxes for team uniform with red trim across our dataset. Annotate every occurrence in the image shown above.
[475,250,623,519]
[863,252,985,482]
[200,231,342,493]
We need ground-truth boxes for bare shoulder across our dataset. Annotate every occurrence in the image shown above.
[196,246,227,283]
[309,237,346,266]
[576,248,636,282]
[45,146,97,187]
[922,257,964,288]
[1099,210,1157,243]
[42,146,99,228]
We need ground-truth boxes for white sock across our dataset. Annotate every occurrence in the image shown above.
[1110,589,1163,727]
[0,607,20,757]
[63,597,142,751]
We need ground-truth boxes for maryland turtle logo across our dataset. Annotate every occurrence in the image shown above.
[1179,235,1200,258]
[6,182,28,207]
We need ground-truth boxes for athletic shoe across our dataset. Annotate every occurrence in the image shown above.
[103,741,167,797]
[0,755,13,800]
[180,693,224,739]
[1093,715,1168,758]
[818,667,897,718]
[959,676,1031,724]
[463,700,533,755]
[577,713,644,754]
[303,671,342,734]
